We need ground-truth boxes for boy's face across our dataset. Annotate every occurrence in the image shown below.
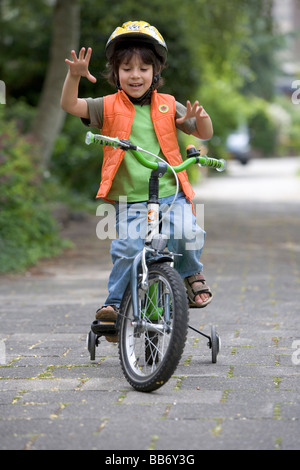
[118,54,153,99]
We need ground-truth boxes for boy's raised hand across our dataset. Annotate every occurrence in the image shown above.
[65,47,97,83]
[176,100,213,140]
[176,100,209,125]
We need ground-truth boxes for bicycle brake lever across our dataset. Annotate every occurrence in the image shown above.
[119,139,137,151]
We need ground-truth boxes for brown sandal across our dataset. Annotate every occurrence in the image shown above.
[184,272,213,308]
[95,305,119,343]
[95,305,119,321]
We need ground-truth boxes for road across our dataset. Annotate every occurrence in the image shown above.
[197,156,300,203]
[0,156,300,451]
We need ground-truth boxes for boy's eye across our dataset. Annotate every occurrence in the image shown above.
[121,66,150,72]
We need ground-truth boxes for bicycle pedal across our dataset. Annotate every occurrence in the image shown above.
[91,319,117,335]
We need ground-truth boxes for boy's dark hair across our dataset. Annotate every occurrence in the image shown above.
[104,42,165,89]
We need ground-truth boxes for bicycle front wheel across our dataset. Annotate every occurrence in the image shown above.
[118,263,189,392]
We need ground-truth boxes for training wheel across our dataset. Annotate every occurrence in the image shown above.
[87,330,98,361]
[211,325,221,364]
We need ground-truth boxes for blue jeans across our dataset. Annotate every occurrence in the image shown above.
[105,192,205,307]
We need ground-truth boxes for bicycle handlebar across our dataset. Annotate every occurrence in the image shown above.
[85,131,226,172]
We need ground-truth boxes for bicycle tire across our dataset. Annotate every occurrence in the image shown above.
[87,330,97,361]
[118,263,189,392]
[211,325,220,364]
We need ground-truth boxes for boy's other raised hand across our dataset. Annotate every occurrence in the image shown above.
[176,100,209,125]
[65,47,97,83]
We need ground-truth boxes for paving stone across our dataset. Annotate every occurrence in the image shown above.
[1,160,300,450]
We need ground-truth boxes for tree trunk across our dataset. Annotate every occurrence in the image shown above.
[32,0,80,169]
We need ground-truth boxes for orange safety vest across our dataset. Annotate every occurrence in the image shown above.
[96,89,195,204]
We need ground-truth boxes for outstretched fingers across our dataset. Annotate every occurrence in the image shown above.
[65,47,97,83]
[176,100,206,125]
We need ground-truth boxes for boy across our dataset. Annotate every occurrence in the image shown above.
[61,21,213,336]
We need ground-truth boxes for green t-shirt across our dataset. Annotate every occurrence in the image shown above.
[108,105,177,202]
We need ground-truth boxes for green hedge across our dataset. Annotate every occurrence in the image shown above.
[0,115,66,273]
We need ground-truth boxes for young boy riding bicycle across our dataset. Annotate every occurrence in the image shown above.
[61,21,214,338]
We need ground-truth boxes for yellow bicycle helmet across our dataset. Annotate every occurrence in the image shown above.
[105,20,167,62]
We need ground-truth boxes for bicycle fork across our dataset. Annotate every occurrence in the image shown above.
[130,247,173,321]
[130,162,174,330]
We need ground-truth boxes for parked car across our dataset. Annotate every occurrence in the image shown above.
[226,125,251,165]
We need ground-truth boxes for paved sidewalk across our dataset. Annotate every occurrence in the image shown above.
[1,158,300,450]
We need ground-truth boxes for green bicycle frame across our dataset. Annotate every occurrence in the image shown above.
[130,147,225,172]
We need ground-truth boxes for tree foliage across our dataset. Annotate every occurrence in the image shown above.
[0,0,289,163]
[0,0,53,105]
[1,0,294,272]
[1,0,280,108]
[0,110,67,273]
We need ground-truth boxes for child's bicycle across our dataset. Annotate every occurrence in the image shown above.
[85,132,224,392]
